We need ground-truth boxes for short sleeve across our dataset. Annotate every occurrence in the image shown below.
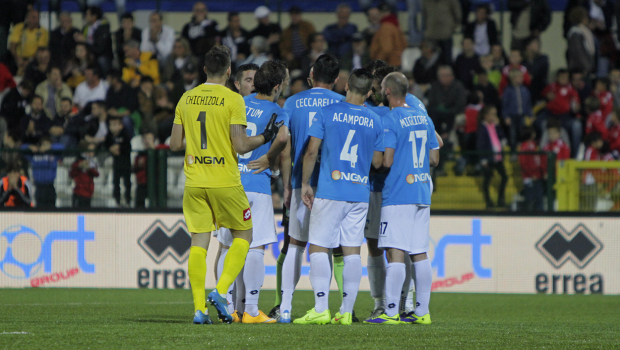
[229,94,247,126]
[426,115,440,150]
[372,112,384,152]
[384,114,397,149]
[8,24,21,44]
[307,109,324,140]
[283,98,294,128]
[173,100,182,125]
[275,107,289,129]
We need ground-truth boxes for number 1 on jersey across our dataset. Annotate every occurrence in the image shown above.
[197,112,207,149]
[409,130,427,168]
[340,129,358,168]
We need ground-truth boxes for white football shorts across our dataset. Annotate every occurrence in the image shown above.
[289,187,315,242]
[217,192,277,249]
[308,198,368,249]
[378,204,430,255]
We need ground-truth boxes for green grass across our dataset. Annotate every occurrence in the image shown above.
[0,289,619,349]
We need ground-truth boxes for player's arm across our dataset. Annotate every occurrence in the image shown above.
[435,130,444,148]
[170,124,185,151]
[231,113,283,154]
[301,136,322,209]
[247,126,289,174]
[279,136,292,208]
[429,149,440,167]
[372,151,383,169]
[382,147,395,168]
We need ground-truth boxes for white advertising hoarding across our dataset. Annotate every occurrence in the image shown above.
[1,213,618,294]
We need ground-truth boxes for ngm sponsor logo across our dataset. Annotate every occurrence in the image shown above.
[331,170,368,184]
[406,173,431,184]
[535,224,603,294]
[0,216,94,287]
[186,154,225,166]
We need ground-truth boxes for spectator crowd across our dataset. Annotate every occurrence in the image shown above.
[0,0,619,210]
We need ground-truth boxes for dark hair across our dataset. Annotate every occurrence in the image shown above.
[19,79,34,91]
[140,76,154,84]
[85,64,101,77]
[107,69,122,80]
[253,60,287,95]
[520,126,536,142]
[547,118,562,131]
[476,3,491,14]
[557,69,569,77]
[312,54,339,85]
[86,6,103,20]
[347,68,374,95]
[467,90,481,105]
[204,46,231,78]
[584,96,601,114]
[228,11,239,21]
[306,32,324,48]
[60,97,72,104]
[46,65,61,75]
[120,12,134,21]
[235,63,259,82]
[31,94,43,103]
[596,77,610,91]
[5,162,21,174]
[584,131,602,146]
[569,6,588,26]
[524,36,540,49]
[289,5,302,14]
[374,65,398,84]
[478,105,496,123]
[91,100,106,109]
[365,60,388,74]
[150,12,163,21]
[108,116,123,124]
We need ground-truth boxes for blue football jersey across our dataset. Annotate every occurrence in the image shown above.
[238,95,289,195]
[366,104,390,192]
[382,105,439,206]
[405,93,426,111]
[308,102,384,203]
[285,88,343,189]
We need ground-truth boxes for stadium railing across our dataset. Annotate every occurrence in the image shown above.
[3,147,594,212]
[556,160,620,212]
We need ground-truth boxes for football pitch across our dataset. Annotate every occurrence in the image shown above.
[1,289,619,349]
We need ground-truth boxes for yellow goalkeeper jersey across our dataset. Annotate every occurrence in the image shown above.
[173,83,247,188]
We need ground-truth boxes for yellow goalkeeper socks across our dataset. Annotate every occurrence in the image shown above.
[216,238,250,296]
[188,246,207,313]
[333,253,345,303]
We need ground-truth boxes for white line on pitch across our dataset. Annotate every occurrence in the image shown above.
[0,332,30,335]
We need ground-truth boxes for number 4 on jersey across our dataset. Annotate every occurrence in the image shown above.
[340,130,358,168]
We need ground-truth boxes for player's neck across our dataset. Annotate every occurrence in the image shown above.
[255,93,275,102]
[345,93,366,106]
[312,83,333,90]
[205,76,228,85]
[388,97,407,109]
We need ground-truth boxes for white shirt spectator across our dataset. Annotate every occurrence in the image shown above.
[140,25,175,66]
[73,80,109,109]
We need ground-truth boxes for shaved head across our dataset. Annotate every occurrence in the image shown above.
[382,72,408,99]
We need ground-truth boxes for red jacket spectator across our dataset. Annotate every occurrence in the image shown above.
[464,103,483,134]
[134,153,147,185]
[499,64,531,96]
[596,90,613,118]
[518,140,544,180]
[608,124,620,153]
[543,82,580,116]
[0,63,16,92]
[69,158,99,198]
[543,139,571,160]
[583,146,614,161]
[585,110,608,140]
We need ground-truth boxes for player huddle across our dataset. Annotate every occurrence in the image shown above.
[172,45,441,326]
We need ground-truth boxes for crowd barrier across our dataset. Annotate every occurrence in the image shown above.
[1,212,618,294]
